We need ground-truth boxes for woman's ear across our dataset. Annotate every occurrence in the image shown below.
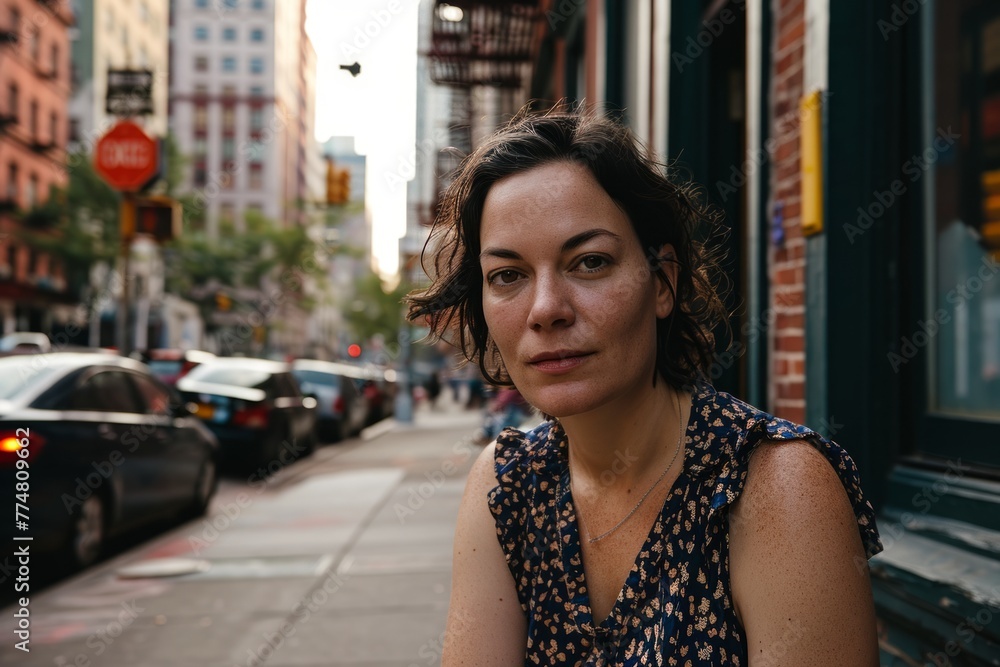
[654,244,679,319]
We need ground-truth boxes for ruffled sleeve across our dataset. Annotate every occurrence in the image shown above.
[486,424,552,611]
[708,417,884,560]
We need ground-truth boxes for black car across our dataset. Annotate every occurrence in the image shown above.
[177,358,317,471]
[0,353,219,569]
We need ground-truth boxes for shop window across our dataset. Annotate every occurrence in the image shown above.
[925,1,1000,422]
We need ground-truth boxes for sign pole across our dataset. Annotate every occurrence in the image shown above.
[116,193,136,355]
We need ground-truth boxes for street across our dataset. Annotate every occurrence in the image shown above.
[0,399,486,667]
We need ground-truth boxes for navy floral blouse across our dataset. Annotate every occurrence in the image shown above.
[488,381,883,666]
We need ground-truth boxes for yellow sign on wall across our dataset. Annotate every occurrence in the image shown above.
[800,90,824,236]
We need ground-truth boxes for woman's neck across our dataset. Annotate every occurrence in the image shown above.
[558,379,691,491]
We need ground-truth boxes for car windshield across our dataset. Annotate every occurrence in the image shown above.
[0,357,70,400]
[184,364,271,388]
[292,369,339,387]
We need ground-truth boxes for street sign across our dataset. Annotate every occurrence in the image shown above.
[94,120,160,191]
[106,69,154,115]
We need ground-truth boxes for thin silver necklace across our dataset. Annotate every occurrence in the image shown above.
[584,391,685,544]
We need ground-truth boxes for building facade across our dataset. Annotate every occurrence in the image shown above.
[68,0,170,151]
[168,0,316,236]
[0,0,74,334]
[427,0,1000,663]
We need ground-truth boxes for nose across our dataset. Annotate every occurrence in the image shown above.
[527,272,576,331]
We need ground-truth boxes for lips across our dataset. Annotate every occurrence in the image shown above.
[527,350,593,364]
[526,350,595,374]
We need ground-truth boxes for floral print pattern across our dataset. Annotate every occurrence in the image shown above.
[488,382,883,666]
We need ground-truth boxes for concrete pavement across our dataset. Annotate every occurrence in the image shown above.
[1,396,498,667]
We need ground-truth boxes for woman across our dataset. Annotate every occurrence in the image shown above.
[407,109,882,666]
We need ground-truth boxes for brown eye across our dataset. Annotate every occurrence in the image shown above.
[489,270,522,286]
[579,255,608,271]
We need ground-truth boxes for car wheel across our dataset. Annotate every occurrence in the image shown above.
[70,495,105,569]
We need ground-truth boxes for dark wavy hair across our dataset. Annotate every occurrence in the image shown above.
[405,106,729,391]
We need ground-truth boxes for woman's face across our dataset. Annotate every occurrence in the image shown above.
[479,161,675,418]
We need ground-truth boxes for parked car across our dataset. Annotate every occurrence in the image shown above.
[0,332,52,356]
[291,360,371,442]
[0,353,219,569]
[177,358,317,471]
[140,348,217,386]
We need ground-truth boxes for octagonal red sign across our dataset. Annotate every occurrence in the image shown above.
[94,120,160,191]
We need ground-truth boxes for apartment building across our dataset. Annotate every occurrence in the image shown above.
[68,0,170,150]
[169,0,317,237]
[0,0,73,334]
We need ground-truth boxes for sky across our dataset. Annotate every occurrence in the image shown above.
[304,0,420,279]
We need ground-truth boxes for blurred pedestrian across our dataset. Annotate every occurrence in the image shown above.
[475,386,532,444]
[406,108,883,665]
[425,370,442,409]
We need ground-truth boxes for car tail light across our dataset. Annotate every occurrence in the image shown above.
[0,430,45,466]
[333,396,345,415]
[233,404,270,429]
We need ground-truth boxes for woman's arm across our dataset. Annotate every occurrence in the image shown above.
[729,440,880,666]
[441,443,527,667]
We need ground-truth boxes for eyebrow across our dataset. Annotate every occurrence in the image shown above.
[480,228,622,260]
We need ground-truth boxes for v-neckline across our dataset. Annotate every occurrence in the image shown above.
[553,387,702,635]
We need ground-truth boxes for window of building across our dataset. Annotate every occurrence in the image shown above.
[7,83,17,122]
[194,84,209,96]
[223,27,236,41]
[222,56,236,72]
[68,118,79,142]
[222,107,235,131]
[220,203,235,222]
[250,28,264,42]
[193,137,207,157]
[104,7,113,31]
[249,162,263,189]
[49,111,57,145]
[223,0,238,8]
[193,162,207,187]
[249,57,264,75]
[194,104,208,131]
[222,137,235,160]
[249,106,263,131]
[26,174,37,207]
[250,85,264,97]
[28,100,37,138]
[195,0,208,8]
[252,0,265,9]
[5,163,16,201]
[138,46,148,68]
[121,25,127,48]
[50,44,59,79]
[222,84,237,97]
[194,55,208,72]
[139,2,149,24]
[194,25,208,40]
[28,30,38,61]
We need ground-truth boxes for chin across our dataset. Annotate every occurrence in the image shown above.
[519,380,609,420]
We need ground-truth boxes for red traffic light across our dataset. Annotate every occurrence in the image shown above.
[347,344,361,358]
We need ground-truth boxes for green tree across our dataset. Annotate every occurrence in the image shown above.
[345,270,411,345]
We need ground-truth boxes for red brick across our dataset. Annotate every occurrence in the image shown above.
[775,333,805,352]
[778,17,805,51]
[777,311,805,330]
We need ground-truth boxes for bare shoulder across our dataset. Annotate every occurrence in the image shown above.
[728,440,879,666]
[442,441,526,667]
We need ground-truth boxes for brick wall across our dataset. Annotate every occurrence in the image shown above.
[768,0,806,424]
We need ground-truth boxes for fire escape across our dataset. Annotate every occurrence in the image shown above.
[423,1,541,226]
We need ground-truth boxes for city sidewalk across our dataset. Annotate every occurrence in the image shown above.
[1,395,494,667]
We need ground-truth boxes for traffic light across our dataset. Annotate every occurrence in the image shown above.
[325,161,350,205]
[135,196,180,242]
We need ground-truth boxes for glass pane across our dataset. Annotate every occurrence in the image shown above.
[930,0,1000,419]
